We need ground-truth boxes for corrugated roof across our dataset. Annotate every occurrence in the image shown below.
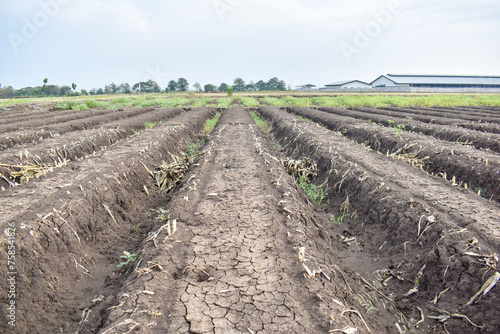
[325,80,370,86]
[385,74,500,85]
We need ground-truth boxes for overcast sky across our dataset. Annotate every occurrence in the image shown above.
[1,0,499,90]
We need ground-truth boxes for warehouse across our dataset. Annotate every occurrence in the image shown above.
[371,74,500,89]
[323,80,371,90]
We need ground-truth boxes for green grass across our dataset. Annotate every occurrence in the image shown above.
[260,94,500,108]
[182,112,222,162]
[186,139,205,156]
[330,206,348,226]
[297,175,327,206]
[5,93,500,111]
[475,187,487,198]
[191,98,213,107]
[54,96,191,110]
[238,96,260,108]
[261,97,287,107]
[144,120,163,129]
[203,112,222,135]
[117,251,137,273]
[249,110,272,133]
[216,98,232,108]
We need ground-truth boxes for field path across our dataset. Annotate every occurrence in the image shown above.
[170,107,313,332]
[100,107,363,333]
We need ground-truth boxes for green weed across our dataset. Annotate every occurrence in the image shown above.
[476,187,487,198]
[216,98,232,108]
[297,175,327,206]
[117,251,137,273]
[391,124,405,136]
[272,140,282,151]
[239,97,259,108]
[144,120,163,129]
[330,206,348,225]
[191,98,213,107]
[297,115,312,122]
[249,110,272,133]
[356,294,378,314]
[186,139,205,156]
[203,112,222,135]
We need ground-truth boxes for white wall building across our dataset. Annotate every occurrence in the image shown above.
[295,84,317,91]
[323,80,371,90]
[371,74,500,89]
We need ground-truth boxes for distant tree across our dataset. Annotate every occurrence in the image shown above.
[104,84,112,94]
[193,82,202,92]
[109,82,118,94]
[245,81,256,91]
[44,85,60,96]
[167,80,178,92]
[267,77,286,91]
[255,80,267,91]
[80,89,89,96]
[277,79,287,91]
[119,83,131,94]
[233,77,245,91]
[132,80,161,93]
[89,88,96,95]
[147,80,161,93]
[96,88,104,95]
[41,78,48,93]
[204,84,217,92]
[177,78,189,92]
[218,83,228,92]
[60,85,72,95]
[71,83,77,95]
[0,86,15,98]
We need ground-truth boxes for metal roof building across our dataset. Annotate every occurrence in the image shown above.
[295,84,317,90]
[371,74,500,88]
[324,80,371,89]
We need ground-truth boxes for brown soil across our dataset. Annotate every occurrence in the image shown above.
[319,107,500,152]
[352,106,500,135]
[259,105,500,333]
[0,107,216,334]
[407,106,500,120]
[0,108,115,133]
[95,107,371,333]
[287,106,500,203]
[0,105,499,334]
[0,102,55,118]
[0,107,159,151]
[0,108,183,190]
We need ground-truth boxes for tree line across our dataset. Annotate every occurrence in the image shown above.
[0,77,288,98]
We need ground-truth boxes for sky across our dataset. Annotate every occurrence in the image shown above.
[1,0,499,90]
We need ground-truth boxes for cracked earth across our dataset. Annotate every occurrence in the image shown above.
[98,107,366,333]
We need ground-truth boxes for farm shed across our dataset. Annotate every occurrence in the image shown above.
[295,84,317,90]
[323,80,371,89]
[371,74,500,89]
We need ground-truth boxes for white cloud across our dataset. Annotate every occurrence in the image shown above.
[61,0,150,33]
[1,0,500,90]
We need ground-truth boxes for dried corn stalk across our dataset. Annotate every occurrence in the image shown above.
[466,271,500,305]
[0,159,69,184]
[387,144,429,169]
[282,157,318,182]
[153,153,191,194]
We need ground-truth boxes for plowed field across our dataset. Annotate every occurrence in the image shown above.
[1,103,499,334]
